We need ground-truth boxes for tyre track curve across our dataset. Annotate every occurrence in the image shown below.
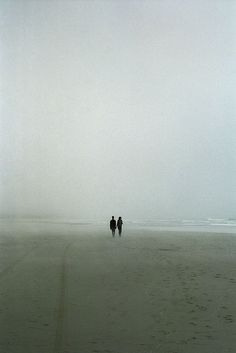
[54,240,75,353]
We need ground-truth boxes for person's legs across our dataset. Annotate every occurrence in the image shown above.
[112,228,115,236]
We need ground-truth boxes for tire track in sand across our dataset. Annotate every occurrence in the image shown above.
[54,241,75,353]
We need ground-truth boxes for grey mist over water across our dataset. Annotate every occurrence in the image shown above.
[1,0,236,221]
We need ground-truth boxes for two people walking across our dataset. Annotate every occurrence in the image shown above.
[110,216,123,237]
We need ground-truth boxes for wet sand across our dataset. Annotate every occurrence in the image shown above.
[0,221,235,353]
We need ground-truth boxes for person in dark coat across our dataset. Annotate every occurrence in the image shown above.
[117,216,123,236]
[110,216,116,237]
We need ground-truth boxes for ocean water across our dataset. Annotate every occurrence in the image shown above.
[1,217,236,234]
[127,218,236,234]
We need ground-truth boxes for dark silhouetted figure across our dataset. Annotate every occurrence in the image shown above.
[110,216,116,237]
[117,217,123,236]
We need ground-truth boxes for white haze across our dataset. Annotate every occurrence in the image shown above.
[0,0,236,221]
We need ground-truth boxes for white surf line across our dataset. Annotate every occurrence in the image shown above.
[0,245,39,279]
[54,241,75,353]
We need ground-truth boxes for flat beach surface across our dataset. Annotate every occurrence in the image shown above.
[0,221,235,353]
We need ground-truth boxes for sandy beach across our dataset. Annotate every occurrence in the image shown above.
[0,221,235,353]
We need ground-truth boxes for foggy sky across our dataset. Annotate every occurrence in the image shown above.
[1,0,236,220]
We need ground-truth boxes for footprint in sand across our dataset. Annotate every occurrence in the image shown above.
[189,321,197,326]
[224,314,233,323]
[196,304,207,311]
[215,273,222,278]
[189,309,196,313]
